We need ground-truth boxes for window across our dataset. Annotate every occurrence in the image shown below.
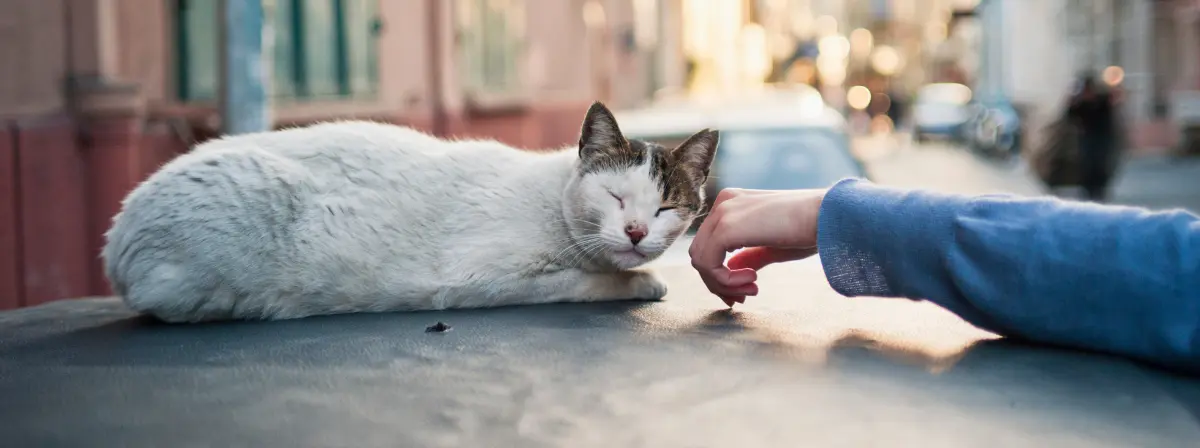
[174,0,381,102]
[455,0,526,94]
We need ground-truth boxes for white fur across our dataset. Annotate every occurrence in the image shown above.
[102,121,700,322]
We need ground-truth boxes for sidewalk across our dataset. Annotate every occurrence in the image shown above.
[854,137,1046,196]
[855,136,1200,214]
[1109,155,1200,213]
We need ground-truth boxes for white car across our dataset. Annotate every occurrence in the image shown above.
[911,83,973,143]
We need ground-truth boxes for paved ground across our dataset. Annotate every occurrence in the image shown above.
[855,134,1200,214]
[1109,155,1200,213]
[5,263,1199,447]
[852,136,1045,196]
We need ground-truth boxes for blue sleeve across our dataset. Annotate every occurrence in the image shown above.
[816,178,1200,373]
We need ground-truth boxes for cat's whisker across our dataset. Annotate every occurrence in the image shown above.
[550,234,608,266]
[551,237,601,261]
[570,235,614,265]
[549,217,603,230]
[573,241,609,267]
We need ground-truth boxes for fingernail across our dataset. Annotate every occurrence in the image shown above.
[728,269,757,285]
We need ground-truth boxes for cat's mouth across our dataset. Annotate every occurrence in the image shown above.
[614,248,647,258]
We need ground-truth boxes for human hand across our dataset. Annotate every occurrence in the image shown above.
[688,188,826,307]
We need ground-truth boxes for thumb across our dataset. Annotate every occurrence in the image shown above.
[727,247,817,271]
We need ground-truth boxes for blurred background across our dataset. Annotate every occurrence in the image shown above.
[0,0,1198,310]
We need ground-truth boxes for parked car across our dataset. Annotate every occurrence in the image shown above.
[911,83,973,144]
[963,97,1023,159]
[616,86,866,226]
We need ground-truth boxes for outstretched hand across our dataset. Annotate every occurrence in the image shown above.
[687,188,826,306]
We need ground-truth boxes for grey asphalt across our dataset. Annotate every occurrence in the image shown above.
[1110,155,1200,213]
[2,262,1199,447]
[857,136,1200,214]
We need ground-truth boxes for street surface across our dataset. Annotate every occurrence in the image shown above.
[1110,155,1200,213]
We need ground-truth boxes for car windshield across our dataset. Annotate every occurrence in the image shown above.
[715,128,862,190]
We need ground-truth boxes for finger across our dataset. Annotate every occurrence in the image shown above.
[718,281,757,307]
[736,283,758,296]
[692,221,757,288]
[709,188,742,210]
[693,189,742,255]
[699,273,734,301]
[698,268,755,299]
[688,201,722,263]
[727,247,818,271]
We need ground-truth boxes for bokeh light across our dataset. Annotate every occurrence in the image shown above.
[871,115,895,134]
[583,0,606,29]
[819,35,851,59]
[850,28,874,57]
[1103,66,1125,86]
[871,46,903,76]
[817,55,847,86]
[815,15,838,36]
[847,86,872,110]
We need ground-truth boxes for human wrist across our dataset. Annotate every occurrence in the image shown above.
[804,189,826,247]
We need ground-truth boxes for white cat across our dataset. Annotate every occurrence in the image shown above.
[101,102,718,322]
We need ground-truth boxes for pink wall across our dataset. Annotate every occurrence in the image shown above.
[0,0,69,118]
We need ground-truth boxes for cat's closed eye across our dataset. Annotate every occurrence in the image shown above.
[655,206,676,217]
[609,192,625,209]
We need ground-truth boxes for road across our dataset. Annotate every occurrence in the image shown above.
[852,134,1200,215]
[1110,155,1200,213]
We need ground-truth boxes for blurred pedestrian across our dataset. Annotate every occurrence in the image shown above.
[689,180,1200,374]
[1066,74,1121,202]
[886,89,906,130]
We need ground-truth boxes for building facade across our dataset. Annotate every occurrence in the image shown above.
[975,0,1200,155]
[0,0,677,310]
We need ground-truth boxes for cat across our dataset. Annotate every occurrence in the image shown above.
[101,102,719,322]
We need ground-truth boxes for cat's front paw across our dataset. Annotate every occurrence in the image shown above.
[628,271,668,301]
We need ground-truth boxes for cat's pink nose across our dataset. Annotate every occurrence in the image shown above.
[625,223,647,245]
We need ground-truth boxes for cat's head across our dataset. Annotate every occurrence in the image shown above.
[563,101,718,270]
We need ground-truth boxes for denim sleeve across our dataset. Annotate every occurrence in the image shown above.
[816,178,1200,373]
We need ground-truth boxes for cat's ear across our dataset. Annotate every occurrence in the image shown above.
[578,101,627,160]
[672,129,719,183]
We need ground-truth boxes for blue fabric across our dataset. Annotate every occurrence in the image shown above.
[816,178,1200,373]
